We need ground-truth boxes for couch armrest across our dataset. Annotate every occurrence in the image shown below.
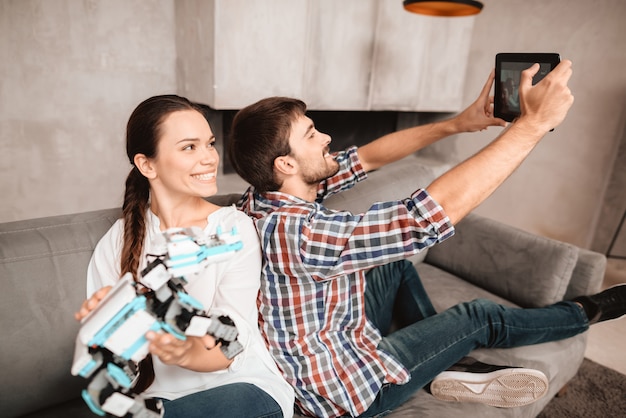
[424,213,579,308]
[563,248,606,300]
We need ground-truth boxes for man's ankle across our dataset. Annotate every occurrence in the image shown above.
[571,296,600,323]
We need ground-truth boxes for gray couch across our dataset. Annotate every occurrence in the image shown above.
[1,156,606,418]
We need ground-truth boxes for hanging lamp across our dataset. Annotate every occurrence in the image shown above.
[403,0,483,17]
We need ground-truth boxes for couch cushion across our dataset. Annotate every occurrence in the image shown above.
[425,214,579,308]
[563,248,606,300]
[0,208,121,417]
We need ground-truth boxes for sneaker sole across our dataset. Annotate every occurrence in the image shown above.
[430,368,549,408]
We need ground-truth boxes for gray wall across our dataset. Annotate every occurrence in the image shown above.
[1,0,625,250]
[457,0,626,248]
[0,0,178,222]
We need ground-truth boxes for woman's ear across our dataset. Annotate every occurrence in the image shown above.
[133,154,157,179]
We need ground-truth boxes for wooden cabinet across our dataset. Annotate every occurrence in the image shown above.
[176,0,475,111]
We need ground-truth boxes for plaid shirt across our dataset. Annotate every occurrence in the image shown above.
[238,147,454,417]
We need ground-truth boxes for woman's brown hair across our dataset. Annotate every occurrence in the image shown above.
[121,94,199,392]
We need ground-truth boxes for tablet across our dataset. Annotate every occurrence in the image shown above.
[494,53,560,122]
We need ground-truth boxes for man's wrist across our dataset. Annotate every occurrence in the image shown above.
[512,116,554,137]
[438,116,464,136]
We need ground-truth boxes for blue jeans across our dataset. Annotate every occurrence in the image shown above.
[161,382,283,418]
[358,260,590,418]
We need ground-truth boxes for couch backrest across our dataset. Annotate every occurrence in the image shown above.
[0,208,121,416]
[0,194,243,416]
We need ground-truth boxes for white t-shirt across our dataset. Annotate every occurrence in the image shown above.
[85,206,294,417]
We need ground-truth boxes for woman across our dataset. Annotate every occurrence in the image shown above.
[74,95,294,418]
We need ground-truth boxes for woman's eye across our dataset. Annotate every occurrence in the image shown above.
[183,144,194,151]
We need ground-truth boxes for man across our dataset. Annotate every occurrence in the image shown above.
[228,61,626,417]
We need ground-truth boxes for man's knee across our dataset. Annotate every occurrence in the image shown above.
[462,298,506,319]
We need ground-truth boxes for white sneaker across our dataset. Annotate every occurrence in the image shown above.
[430,357,549,408]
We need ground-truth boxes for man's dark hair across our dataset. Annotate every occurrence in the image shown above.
[228,97,306,192]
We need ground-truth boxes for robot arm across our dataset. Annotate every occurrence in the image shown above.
[72,226,245,417]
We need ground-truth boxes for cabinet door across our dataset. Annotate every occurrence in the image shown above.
[300,0,377,110]
[369,1,475,111]
[177,0,474,111]
[211,0,308,109]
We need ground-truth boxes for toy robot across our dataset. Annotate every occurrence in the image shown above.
[71,226,245,417]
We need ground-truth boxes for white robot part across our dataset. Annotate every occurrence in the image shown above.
[71,224,244,417]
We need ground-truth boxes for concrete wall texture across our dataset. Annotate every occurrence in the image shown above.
[0,0,177,223]
[1,0,625,250]
[458,0,626,248]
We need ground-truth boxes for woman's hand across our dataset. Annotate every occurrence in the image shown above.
[74,286,112,321]
[146,331,193,366]
[75,285,229,372]
[146,331,218,368]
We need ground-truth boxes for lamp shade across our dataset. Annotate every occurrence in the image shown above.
[403,0,483,17]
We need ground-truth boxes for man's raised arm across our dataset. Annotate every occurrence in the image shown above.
[357,71,507,173]
[427,60,574,225]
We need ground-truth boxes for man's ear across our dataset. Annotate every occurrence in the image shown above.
[273,155,297,176]
[133,153,157,179]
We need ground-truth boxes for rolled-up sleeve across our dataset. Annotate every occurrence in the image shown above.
[268,188,454,281]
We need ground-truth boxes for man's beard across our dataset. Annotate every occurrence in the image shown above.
[301,159,340,186]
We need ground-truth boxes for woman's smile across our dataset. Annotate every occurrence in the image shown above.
[191,171,216,182]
